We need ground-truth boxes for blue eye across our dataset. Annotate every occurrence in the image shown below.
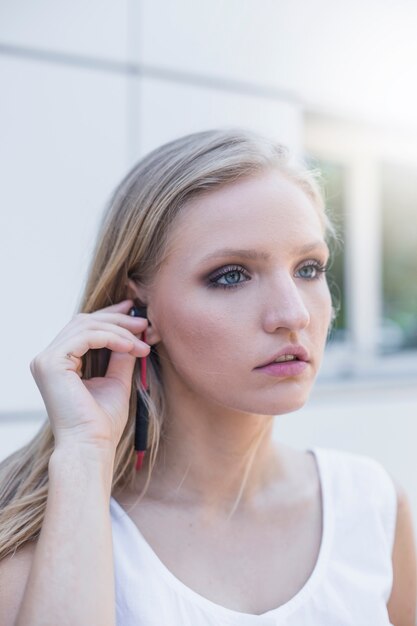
[296,261,328,280]
[208,265,250,290]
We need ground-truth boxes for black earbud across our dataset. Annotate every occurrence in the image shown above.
[129,305,148,320]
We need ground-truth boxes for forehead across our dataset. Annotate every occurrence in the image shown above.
[163,169,324,263]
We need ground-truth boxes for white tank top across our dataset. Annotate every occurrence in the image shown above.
[109,447,397,625]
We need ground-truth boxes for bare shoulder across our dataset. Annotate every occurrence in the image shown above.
[386,476,417,626]
[0,540,37,626]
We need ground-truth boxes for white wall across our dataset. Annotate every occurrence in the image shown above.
[0,55,131,412]
[0,0,129,60]
[136,76,301,158]
[137,0,417,131]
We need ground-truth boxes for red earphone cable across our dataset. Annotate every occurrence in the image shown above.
[135,328,148,472]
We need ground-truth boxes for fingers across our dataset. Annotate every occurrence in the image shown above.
[95,299,136,314]
[46,307,148,350]
[31,300,152,381]
[57,329,150,363]
[28,299,152,453]
[67,320,148,350]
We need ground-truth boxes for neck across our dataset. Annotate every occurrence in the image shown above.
[138,395,287,515]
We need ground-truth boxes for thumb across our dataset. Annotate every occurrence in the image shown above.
[105,349,138,386]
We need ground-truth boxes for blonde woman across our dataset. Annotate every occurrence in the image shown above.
[0,129,415,625]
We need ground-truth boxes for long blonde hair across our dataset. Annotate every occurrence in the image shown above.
[0,127,339,559]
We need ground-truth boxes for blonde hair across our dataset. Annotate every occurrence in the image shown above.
[0,127,339,558]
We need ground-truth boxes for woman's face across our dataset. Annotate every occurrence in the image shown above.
[145,167,332,416]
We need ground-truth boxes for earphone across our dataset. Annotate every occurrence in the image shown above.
[128,305,149,471]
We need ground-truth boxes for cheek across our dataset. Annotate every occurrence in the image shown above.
[158,295,244,373]
[310,285,333,332]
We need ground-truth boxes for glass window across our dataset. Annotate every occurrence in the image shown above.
[381,160,417,353]
[305,155,347,340]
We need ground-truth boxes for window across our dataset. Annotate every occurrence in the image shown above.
[305,155,347,340]
[381,161,417,353]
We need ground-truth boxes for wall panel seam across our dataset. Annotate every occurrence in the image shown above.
[0,43,301,104]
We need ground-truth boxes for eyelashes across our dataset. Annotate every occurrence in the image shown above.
[207,265,250,290]
[207,260,329,290]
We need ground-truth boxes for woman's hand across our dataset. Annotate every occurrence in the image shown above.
[30,299,150,454]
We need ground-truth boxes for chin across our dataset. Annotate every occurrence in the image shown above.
[272,387,310,415]
[276,401,307,416]
[240,393,308,417]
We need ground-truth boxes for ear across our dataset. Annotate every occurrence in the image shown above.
[126,278,162,347]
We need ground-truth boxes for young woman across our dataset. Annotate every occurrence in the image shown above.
[0,128,415,625]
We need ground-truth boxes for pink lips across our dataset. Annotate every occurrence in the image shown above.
[255,360,309,377]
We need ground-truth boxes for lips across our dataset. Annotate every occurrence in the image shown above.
[256,345,310,368]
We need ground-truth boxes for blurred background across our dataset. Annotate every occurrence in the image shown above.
[1,1,416,526]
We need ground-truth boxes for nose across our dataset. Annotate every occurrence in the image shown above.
[262,273,311,332]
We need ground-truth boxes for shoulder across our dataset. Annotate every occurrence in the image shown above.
[315,445,394,485]
[386,476,417,625]
[317,448,416,622]
[0,541,37,626]
[316,446,397,497]
[316,445,392,480]
[315,447,398,543]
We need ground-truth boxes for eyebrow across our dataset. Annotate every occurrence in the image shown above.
[199,240,329,263]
